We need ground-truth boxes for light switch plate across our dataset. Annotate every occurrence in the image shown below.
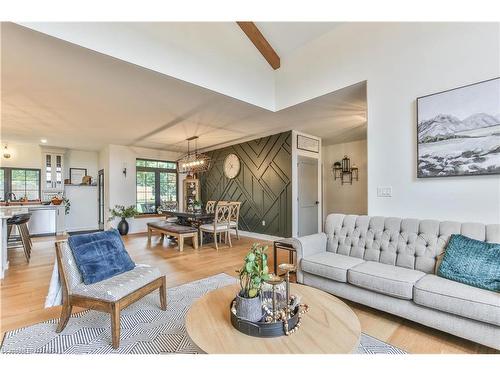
[377,186,393,197]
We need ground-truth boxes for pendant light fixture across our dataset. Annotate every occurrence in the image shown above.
[177,136,211,174]
[3,144,11,159]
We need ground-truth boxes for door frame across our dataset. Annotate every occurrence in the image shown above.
[291,130,322,237]
[98,169,104,231]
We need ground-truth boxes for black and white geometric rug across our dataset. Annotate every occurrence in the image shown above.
[0,273,406,354]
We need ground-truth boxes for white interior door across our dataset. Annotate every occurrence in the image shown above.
[298,156,319,236]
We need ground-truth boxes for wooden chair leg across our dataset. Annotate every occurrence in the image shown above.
[56,302,73,333]
[7,224,13,240]
[111,303,121,349]
[19,225,30,262]
[227,230,232,248]
[214,231,219,250]
[236,226,240,240]
[200,230,204,247]
[179,235,184,252]
[159,277,167,311]
[21,224,32,256]
[147,226,152,241]
[192,233,198,250]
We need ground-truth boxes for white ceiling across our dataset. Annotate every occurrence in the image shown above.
[1,22,366,152]
[255,22,340,58]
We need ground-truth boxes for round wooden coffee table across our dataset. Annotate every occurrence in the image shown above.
[185,283,361,354]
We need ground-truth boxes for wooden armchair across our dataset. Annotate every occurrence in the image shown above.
[55,240,167,349]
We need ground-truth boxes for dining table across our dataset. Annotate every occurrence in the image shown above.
[160,209,215,245]
[161,209,214,226]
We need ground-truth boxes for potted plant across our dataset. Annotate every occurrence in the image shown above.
[193,200,202,212]
[235,243,271,322]
[108,205,138,235]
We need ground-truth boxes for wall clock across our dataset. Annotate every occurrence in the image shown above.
[224,153,240,179]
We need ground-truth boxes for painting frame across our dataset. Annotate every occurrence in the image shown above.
[297,134,320,153]
[416,77,500,178]
[69,168,87,185]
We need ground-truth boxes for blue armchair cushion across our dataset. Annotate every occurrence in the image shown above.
[68,229,135,285]
[437,234,500,292]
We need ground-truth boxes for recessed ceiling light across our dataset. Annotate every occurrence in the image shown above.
[40,139,48,144]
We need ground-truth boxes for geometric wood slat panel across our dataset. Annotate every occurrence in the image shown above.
[201,131,292,237]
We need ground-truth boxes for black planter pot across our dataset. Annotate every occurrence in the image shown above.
[117,218,129,235]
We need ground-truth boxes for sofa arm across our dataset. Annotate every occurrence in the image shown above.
[291,233,327,283]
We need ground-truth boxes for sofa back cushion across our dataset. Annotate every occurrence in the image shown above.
[324,214,500,274]
[68,229,135,285]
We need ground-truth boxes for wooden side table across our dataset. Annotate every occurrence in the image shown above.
[273,239,296,275]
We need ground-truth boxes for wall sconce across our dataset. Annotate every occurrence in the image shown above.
[122,166,127,177]
[3,144,11,159]
[333,155,358,185]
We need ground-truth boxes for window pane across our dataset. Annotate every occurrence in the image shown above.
[136,171,156,213]
[11,169,40,200]
[145,160,158,168]
[158,161,177,170]
[136,159,146,167]
[160,172,177,203]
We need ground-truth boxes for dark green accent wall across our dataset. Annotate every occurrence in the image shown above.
[201,131,292,238]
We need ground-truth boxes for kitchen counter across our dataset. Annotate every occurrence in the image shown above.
[0,205,65,279]
[0,204,60,209]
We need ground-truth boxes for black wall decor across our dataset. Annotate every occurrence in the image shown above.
[201,131,292,237]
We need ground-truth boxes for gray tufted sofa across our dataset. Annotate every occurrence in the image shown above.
[293,214,500,350]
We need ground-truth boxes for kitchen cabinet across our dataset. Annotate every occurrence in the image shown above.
[43,152,64,192]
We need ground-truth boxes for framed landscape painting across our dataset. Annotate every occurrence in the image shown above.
[417,77,500,178]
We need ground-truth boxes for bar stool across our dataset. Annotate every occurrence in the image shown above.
[7,213,32,262]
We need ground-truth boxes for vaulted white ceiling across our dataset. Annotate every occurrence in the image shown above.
[1,22,366,152]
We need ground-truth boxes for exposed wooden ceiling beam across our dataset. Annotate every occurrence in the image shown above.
[236,22,280,70]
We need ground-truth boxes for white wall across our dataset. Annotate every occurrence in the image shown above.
[105,144,181,233]
[277,23,500,224]
[64,149,99,182]
[323,140,368,218]
[0,142,41,169]
[64,185,98,232]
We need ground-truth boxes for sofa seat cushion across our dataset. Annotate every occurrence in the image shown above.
[414,274,500,326]
[72,266,162,302]
[348,261,425,299]
[301,252,365,282]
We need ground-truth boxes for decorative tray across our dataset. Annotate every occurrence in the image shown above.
[229,299,300,338]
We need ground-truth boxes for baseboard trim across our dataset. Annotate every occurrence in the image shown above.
[237,230,283,242]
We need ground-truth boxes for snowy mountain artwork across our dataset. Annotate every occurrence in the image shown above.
[417,78,500,177]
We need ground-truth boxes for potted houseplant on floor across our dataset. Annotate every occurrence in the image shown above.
[108,205,138,235]
[235,243,271,322]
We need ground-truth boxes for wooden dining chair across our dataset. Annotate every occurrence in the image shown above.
[205,200,216,214]
[199,202,232,250]
[228,202,241,240]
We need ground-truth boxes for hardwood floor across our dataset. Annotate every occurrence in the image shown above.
[1,233,496,354]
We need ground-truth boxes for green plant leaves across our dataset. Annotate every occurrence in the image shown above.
[238,243,270,298]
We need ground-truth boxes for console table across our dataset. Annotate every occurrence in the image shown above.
[273,239,296,275]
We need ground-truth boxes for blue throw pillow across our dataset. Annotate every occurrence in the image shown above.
[68,229,135,285]
[437,234,500,292]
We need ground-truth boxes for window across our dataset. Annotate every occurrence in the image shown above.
[0,168,41,201]
[136,158,177,214]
